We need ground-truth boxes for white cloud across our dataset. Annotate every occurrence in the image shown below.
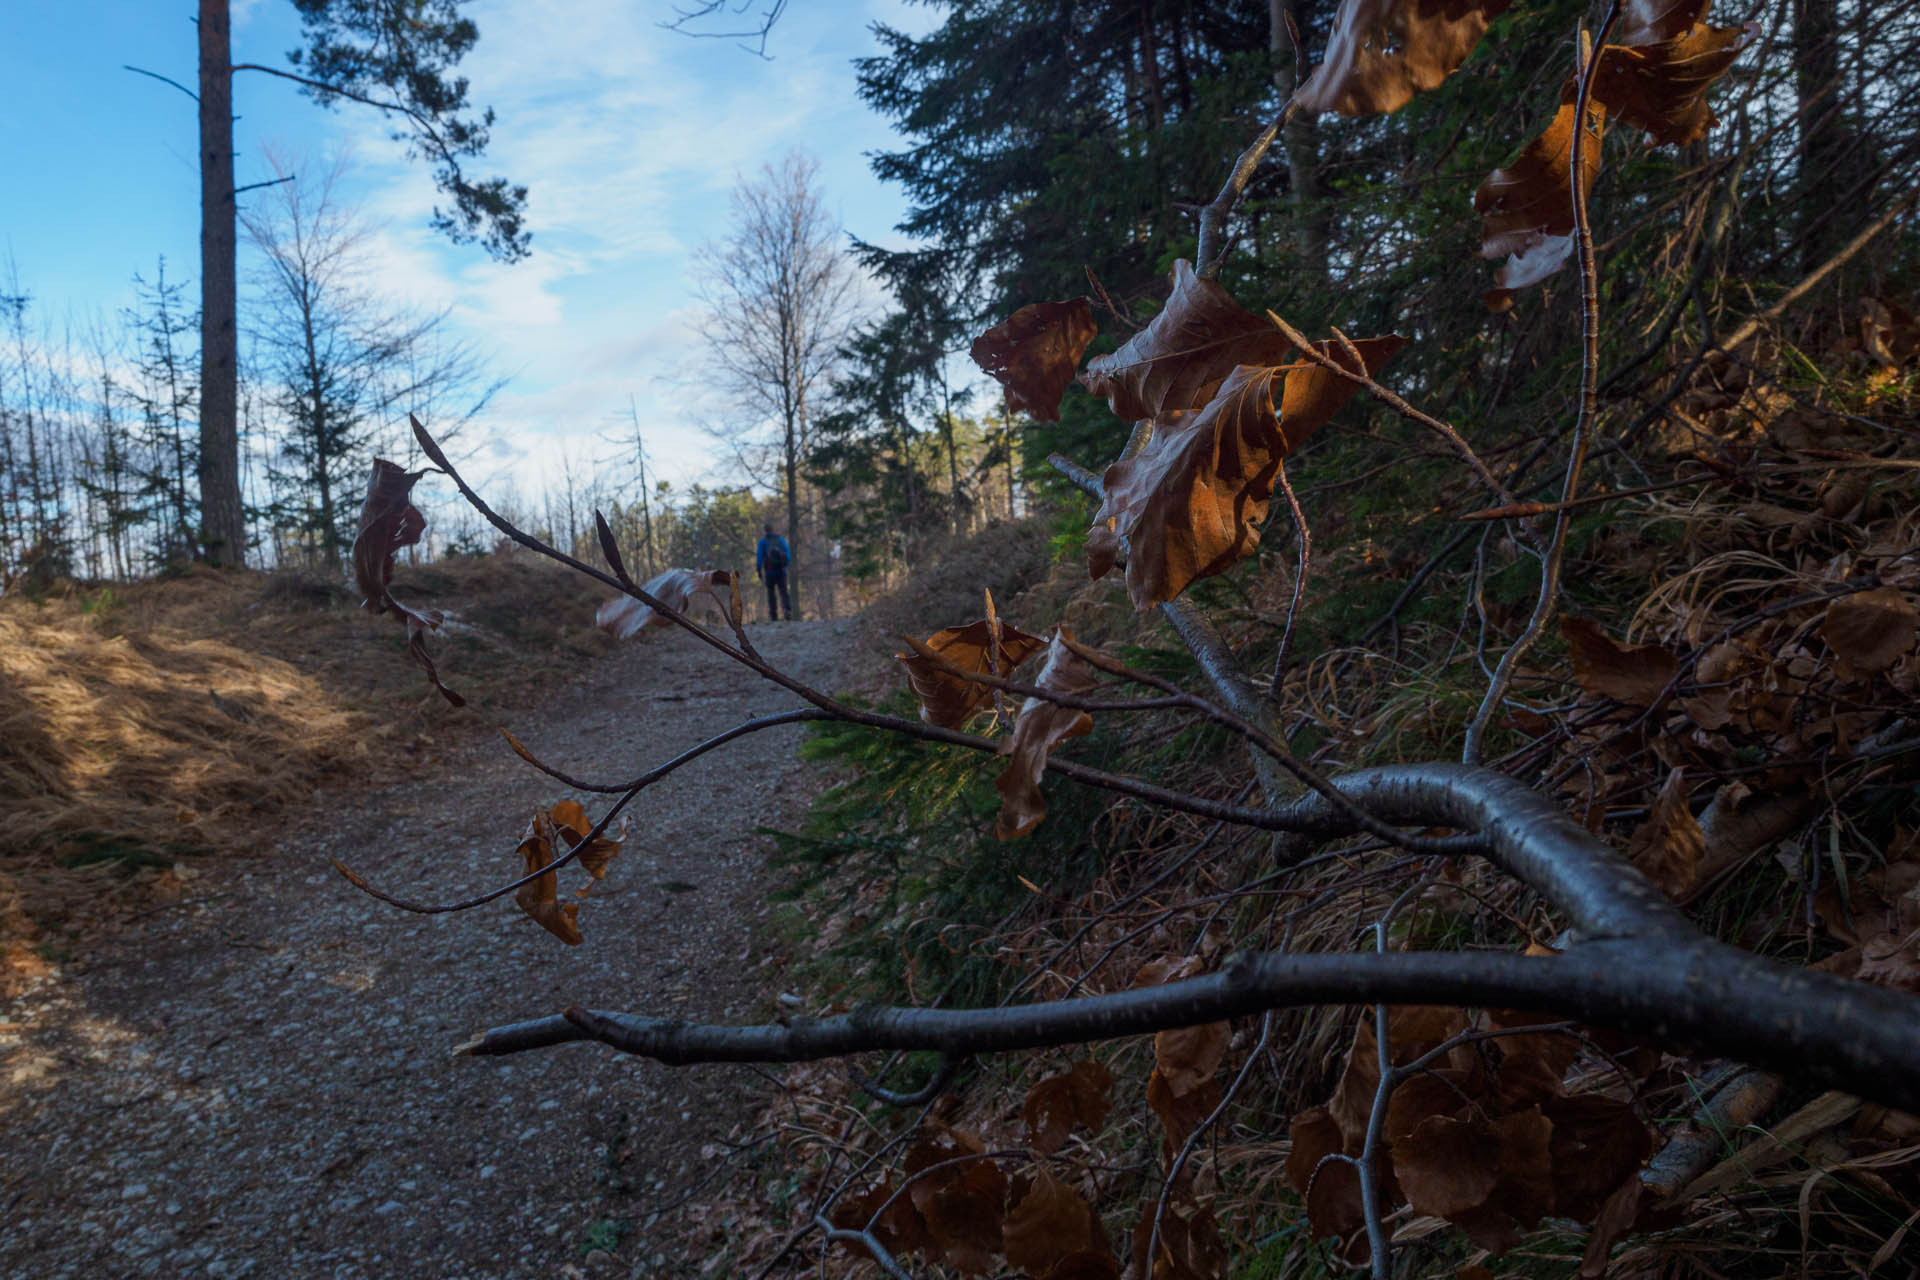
[276,0,923,509]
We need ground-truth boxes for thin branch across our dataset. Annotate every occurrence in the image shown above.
[1196,107,1296,278]
[1461,4,1621,766]
[232,173,297,197]
[123,64,198,103]
[1268,459,1311,697]
[1150,1012,1272,1266]
[1709,187,1917,359]
[812,1214,910,1280]
[850,1054,965,1108]
[1264,312,1519,511]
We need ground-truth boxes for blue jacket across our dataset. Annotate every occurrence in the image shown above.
[756,534,790,575]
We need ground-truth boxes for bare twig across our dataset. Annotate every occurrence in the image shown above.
[1196,106,1297,278]
[1264,312,1519,508]
[1269,459,1310,695]
[1461,4,1622,766]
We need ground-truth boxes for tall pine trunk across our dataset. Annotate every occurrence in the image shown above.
[197,0,246,567]
[1271,0,1330,281]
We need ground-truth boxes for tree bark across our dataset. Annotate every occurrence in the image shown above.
[784,403,801,620]
[1792,0,1860,270]
[197,0,246,567]
[1270,0,1330,281]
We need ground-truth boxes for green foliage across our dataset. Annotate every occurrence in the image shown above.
[773,692,1113,1009]
[288,0,528,261]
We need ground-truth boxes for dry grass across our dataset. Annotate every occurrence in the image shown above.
[0,550,621,963]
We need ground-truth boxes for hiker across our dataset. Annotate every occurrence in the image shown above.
[755,523,792,621]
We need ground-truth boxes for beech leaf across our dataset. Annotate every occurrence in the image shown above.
[831,1178,933,1263]
[351,458,465,706]
[1543,1093,1653,1221]
[1591,0,1753,147]
[1154,1018,1231,1100]
[1821,587,1919,674]
[1127,1201,1228,1280]
[1476,100,1607,307]
[1091,337,1404,608]
[1002,1170,1110,1274]
[546,799,628,881]
[1022,1059,1115,1154]
[1394,1113,1506,1218]
[1294,0,1515,117]
[898,615,1047,729]
[1561,615,1679,706]
[1626,767,1704,900]
[513,808,582,945]
[596,567,733,639]
[903,1126,1009,1275]
[994,629,1100,839]
[969,298,1099,422]
[1079,260,1294,421]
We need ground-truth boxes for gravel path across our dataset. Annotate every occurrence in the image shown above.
[1,618,853,1279]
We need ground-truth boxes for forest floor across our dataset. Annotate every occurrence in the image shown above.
[1,616,852,1280]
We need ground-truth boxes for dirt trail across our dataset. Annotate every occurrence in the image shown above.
[2,619,853,1279]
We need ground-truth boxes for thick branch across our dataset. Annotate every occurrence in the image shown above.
[458,941,1920,1112]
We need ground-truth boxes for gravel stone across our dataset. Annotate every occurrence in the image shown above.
[2,621,850,1277]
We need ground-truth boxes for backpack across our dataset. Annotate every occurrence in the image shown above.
[763,536,788,572]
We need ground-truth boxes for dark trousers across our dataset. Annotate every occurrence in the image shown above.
[763,568,791,620]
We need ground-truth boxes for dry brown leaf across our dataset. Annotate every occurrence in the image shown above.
[1079,260,1293,421]
[1131,956,1232,1148]
[1562,615,1679,706]
[1542,1092,1653,1221]
[1294,0,1514,117]
[1626,767,1704,900]
[830,1177,934,1262]
[1086,521,1124,580]
[1285,1106,1348,1195]
[994,628,1100,839]
[513,808,582,945]
[1146,1066,1224,1155]
[1385,1069,1474,1140]
[1856,929,1920,994]
[898,616,1047,729]
[1440,1108,1555,1254]
[1091,338,1404,608]
[1287,1108,1365,1240]
[1022,1059,1115,1154]
[1394,1113,1506,1218]
[351,458,465,706]
[1476,100,1607,308]
[596,567,733,639]
[970,298,1099,422]
[1154,1018,1231,1098]
[1591,0,1752,146]
[1821,587,1920,674]
[1127,1200,1228,1280]
[546,799,627,881]
[1039,1251,1124,1280]
[1576,1175,1644,1278]
[903,1126,1009,1275]
[1002,1169,1111,1274]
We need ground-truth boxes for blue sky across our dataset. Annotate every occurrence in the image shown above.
[0,0,932,498]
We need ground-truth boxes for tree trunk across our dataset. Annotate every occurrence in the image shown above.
[1002,400,1016,520]
[784,407,801,620]
[1792,0,1859,271]
[198,0,246,567]
[940,368,960,536]
[1270,0,1330,281]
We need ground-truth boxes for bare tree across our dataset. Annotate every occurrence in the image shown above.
[693,151,859,619]
[242,150,495,571]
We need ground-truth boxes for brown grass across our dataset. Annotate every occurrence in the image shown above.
[0,550,621,960]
